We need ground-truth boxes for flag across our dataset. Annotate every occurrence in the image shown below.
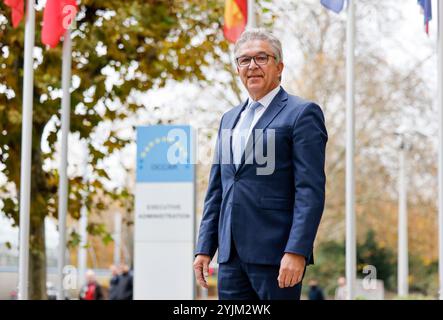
[3,0,24,27]
[223,0,247,43]
[418,0,432,34]
[321,0,345,14]
[41,0,78,48]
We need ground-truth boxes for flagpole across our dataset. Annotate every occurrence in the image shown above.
[77,142,89,293]
[18,0,36,301]
[247,0,256,28]
[438,0,443,301]
[345,0,356,300]
[397,135,409,297]
[114,212,122,266]
[77,204,88,291]
[57,29,72,300]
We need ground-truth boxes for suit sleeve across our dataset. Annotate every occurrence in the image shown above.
[284,103,328,259]
[194,115,225,258]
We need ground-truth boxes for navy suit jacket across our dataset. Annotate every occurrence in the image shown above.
[195,87,327,266]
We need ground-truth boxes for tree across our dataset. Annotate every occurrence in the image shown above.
[357,229,395,290]
[0,0,229,299]
[304,230,395,297]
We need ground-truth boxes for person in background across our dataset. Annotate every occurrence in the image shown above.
[79,269,104,300]
[308,279,325,300]
[115,264,133,300]
[108,265,120,300]
[334,276,347,300]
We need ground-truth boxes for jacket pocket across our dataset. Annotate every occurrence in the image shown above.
[260,197,293,211]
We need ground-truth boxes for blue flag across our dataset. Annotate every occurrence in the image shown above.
[418,0,432,34]
[321,0,345,14]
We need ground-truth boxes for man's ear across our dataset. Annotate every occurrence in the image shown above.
[278,61,284,77]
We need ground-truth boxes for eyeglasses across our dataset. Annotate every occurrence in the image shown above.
[236,54,277,67]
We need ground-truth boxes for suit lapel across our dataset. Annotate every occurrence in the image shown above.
[237,88,289,172]
[226,100,248,131]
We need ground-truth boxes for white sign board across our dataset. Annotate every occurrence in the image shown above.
[355,279,385,300]
[134,126,195,300]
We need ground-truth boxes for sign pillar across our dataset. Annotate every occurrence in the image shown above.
[134,125,195,299]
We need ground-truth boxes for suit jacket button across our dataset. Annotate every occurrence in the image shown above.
[234,176,239,182]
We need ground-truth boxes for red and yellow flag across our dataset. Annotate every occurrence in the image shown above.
[223,0,247,43]
[3,0,24,28]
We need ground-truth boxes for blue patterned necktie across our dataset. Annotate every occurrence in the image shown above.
[234,101,262,169]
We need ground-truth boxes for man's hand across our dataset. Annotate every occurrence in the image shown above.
[193,254,211,289]
[278,253,306,288]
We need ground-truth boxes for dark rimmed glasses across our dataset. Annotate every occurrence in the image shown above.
[236,54,277,67]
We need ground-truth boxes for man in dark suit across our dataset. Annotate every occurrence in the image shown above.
[193,28,328,300]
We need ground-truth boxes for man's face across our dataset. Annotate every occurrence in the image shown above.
[86,273,95,283]
[236,39,284,101]
[110,265,118,275]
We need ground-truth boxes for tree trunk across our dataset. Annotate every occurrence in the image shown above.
[29,215,47,300]
[28,125,49,300]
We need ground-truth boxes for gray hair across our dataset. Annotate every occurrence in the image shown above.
[234,28,283,63]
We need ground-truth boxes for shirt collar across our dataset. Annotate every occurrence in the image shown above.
[247,85,281,110]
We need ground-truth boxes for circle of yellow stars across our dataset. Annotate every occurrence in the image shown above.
[140,136,188,159]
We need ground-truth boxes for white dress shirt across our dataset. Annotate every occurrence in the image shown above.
[232,85,281,165]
